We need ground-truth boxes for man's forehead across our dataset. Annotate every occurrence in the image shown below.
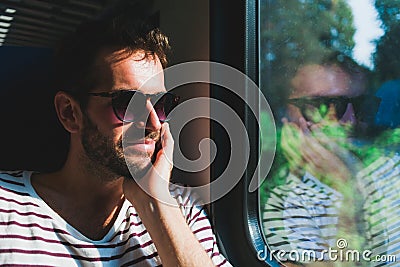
[290,64,351,98]
[96,49,165,94]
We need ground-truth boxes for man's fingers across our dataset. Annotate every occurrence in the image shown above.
[298,117,311,134]
[160,123,174,160]
[154,123,174,174]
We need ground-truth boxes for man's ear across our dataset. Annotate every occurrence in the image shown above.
[54,91,83,133]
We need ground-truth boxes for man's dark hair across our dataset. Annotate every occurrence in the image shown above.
[53,14,170,98]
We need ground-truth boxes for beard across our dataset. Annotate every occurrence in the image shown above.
[80,114,159,180]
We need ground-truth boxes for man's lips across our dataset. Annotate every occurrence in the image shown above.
[124,139,157,153]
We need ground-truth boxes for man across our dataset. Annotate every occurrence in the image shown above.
[263,60,363,265]
[262,56,400,266]
[0,15,231,266]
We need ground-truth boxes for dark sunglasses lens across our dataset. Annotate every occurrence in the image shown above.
[331,99,348,119]
[113,91,144,122]
[153,93,179,122]
[113,91,179,123]
[300,103,325,122]
[295,98,348,122]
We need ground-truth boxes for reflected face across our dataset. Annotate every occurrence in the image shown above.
[80,50,165,178]
[287,64,366,125]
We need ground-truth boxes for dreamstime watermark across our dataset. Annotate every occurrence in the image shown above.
[122,61,277,205]
[257,238,397,264]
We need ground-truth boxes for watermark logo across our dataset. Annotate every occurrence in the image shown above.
[257,238,397,264]
[336,238,348,249]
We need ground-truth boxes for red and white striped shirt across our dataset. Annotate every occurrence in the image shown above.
[0,171,231,266]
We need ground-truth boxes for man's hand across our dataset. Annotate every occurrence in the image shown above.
[124,123,175,206]
[281,119,353,190]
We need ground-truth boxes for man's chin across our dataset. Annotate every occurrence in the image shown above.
[123,156,153,179]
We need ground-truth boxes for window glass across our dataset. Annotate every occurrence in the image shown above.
[259,0,400,265]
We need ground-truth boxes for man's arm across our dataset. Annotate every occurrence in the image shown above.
[123,123,229,267]
[129,190,216,267]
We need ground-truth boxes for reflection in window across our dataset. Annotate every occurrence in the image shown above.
[259,0,400,266]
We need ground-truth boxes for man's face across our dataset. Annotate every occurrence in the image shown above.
[287,64,366,127]
[80,50,166,178]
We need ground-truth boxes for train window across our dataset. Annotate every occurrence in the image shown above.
[259,0,400,266]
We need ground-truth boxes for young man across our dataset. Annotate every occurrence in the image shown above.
[0,15,231,266]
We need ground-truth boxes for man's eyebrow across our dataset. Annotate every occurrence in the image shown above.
[111,88,167,95]
[110,88,140,93]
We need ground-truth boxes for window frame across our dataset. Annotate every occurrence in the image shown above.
[209,0,279,266]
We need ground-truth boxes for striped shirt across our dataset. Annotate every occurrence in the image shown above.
[0,171,231,267]
[262,154,400,265]
[357,154,400,266]
[262,172,342,261]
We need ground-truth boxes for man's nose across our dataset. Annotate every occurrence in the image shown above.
[141,99,162,131]
[132,100,162,132]
[340,103,357,125]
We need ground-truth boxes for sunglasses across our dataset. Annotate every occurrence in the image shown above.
[287,95,380,122]
[87,90,180,123]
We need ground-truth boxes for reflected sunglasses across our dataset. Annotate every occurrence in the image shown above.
[287,95,380,122]
[87,90,180,123]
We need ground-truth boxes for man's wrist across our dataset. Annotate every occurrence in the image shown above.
[125,184,177,210]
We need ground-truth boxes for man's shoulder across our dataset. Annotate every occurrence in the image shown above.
[0,170,25,177]
[169,183,208,224]
[169,183,204,208]
[0,170,29,194]
[357,153,400,180]
[0,170,26,182]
